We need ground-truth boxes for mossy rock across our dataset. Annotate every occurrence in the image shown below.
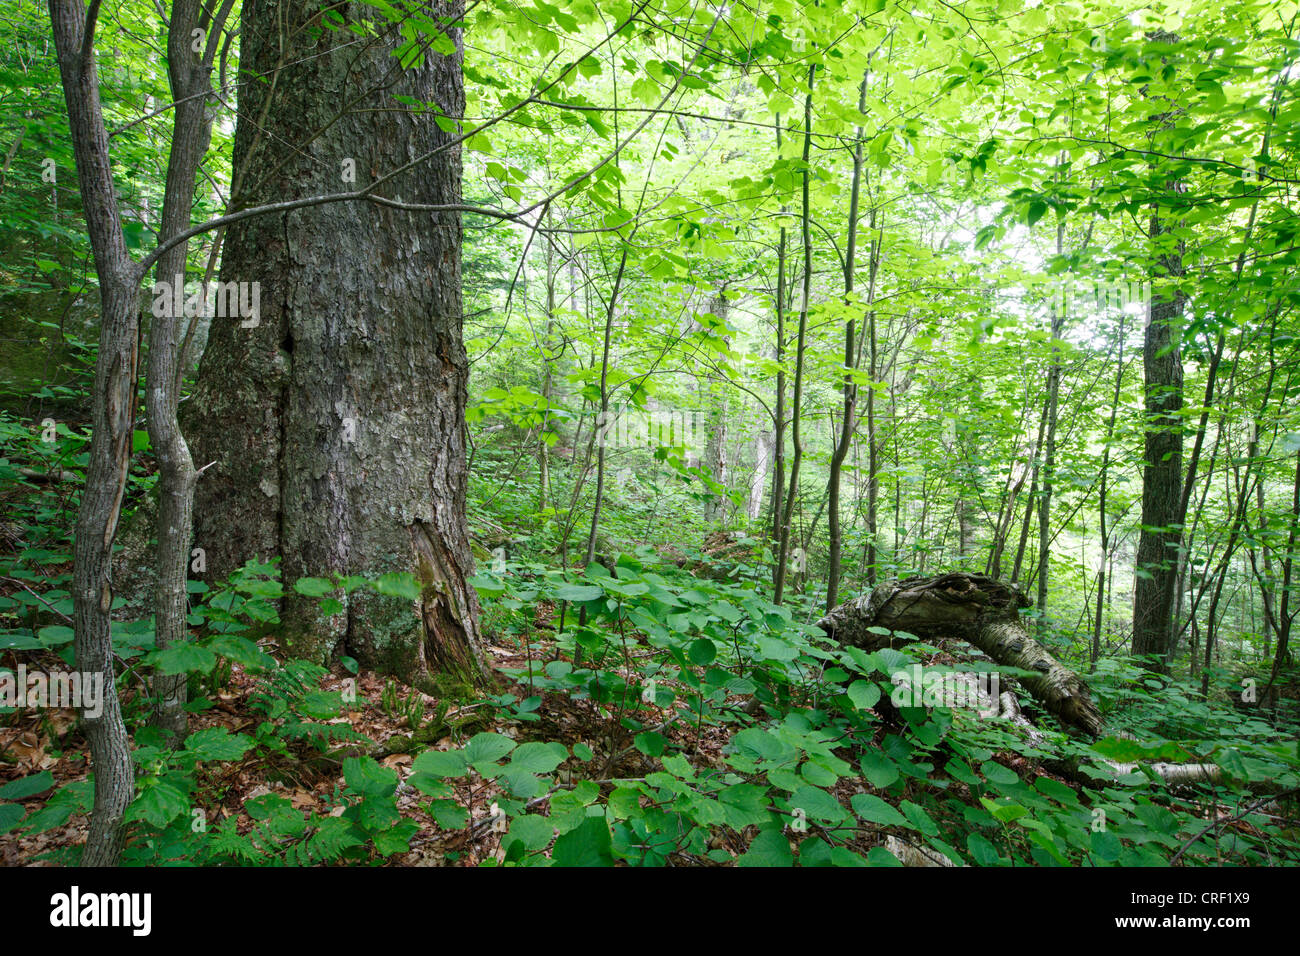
[383,734,415,754]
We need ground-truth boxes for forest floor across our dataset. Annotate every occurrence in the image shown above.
[0,618,1052,866]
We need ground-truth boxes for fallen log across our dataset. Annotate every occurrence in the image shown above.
[818,572,1105,737]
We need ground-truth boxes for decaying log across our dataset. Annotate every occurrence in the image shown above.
[17,467,79,483]
[818,573,1105,737]
[883,835,962,867]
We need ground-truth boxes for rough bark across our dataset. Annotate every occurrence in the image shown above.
[185,0,485,686]
[49,0,136,865]
[147,0,233,743]
[818,572,1105,736]
[1132,30,1186,669]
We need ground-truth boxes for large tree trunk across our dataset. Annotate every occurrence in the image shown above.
[818,572,1104,736]
[185,0,485,686]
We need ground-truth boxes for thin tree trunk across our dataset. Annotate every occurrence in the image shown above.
[585,250,629,567]
[1093,314,1125,669]
[1263,450,1299,706]
[863,219,881,587]
[147,0,233,743]
[774,65,814,605]
[49,0,137,865]
[1036,219,1065,634]
[769,117,787,555]
[826,71,867,610]
[1011,399,1049,584]
[747,426,772,522]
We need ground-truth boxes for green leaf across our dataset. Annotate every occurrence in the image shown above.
[297,690,342,719]
[980,760,1021,786]
[293,576,335,597]
[508,741,567,774]
[1214,747,1249,783]
[687,638,717,665]
[499,765,544,798]
[634,731,668,757]
[967,833,1001,865]
[1090,736,1189,763]
[899,800,939,835]
[185,728,253,762]
[851,793,907,827]
[737,826,793,867]
[555,584,604,602]
[505,813,554,852]
[464,732,516,766]
[860,750,900,788]
[130,782,190,828]
[0,771,53,800]
[37,625,74,647]
[209,634,275,670]
[866,845,903,866]
[413,748,469,777]
[0,633,42,651]
[429,799,469,829]
[756,636,799,661]
[790,785,846,823]
[370,572,422,601]
[372,820,418,856]
[732,728,791,761]
[874,648,911,673]
[551,814,613,866]
[408,773,453,798]
[18,804,72,835]
[152,642,217,676]
[847,680,881,711]
[1090,829,1122,863]
[343,756,398,797]
[981,797,1029,823]
[0,803,26,834]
